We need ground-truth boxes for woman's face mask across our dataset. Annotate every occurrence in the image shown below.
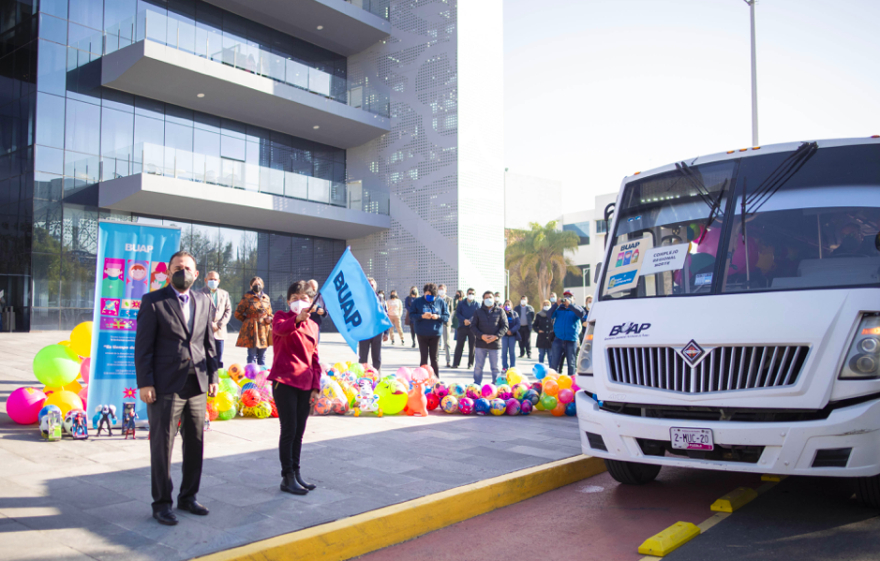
[252,283,262,293]
[543,305,551,311]
[289,298,311,315]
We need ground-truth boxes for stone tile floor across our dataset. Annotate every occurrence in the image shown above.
[0,331,580,560]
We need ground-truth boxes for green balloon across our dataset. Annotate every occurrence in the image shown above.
[218,368,229,378]
[349,363,365,377]
[540,394,558,411]
[219,378,239,396]
[33,345,81,387]
[217,407,237,421]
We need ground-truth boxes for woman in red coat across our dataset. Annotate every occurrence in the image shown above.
[268,280,321,495]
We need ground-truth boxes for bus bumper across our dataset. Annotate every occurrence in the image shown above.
[576,391,880,477]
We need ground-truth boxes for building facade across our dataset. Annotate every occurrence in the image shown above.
[0,0,503,331]
[561,191,617,305]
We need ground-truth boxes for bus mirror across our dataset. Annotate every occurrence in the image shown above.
[594,265,602,284]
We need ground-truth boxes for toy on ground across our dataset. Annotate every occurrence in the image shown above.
[505,399,521,416]
[122,402,138,439]
[432,381,449,399]
[565,402,577,416]
[459,397,475,415]
[40,407,63,440]
[227,363,245,385]
[374,377,408,415]
[440,395,459,414]
[449,383,466,399]
[520,400,533,415]
[481,384,498,400]
[474,398,490,416]
[7,387,47,425]
[67,409,89,439]
[489,399,506,416]
[497,384,513,400]
[426,393,440,411]
[404,365,430,417]
[244,363,260,380]
[95,404,117,436]
[465,384,482,400]
[353,377,382,417]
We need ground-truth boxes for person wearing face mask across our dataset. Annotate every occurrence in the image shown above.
[452,288,478,369]
[579,294,594,346]
[410,283,449,376]
[549,290,587,376]
[306,279,326,344]
[404,286,419,348]
[514,296,535,359]
[470,290,508,385]
[135,251,218,526]
[386,290,404,344]
[358,278,388,372]
[268,281,321,496]
[533,299,555,365]
[436,284,454,368]
[234,277,274,366]
[200,271,231,368]
[500,300,521,370]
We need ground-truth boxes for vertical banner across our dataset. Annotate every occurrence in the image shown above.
[320,247,391,353]
[87,221,181,422]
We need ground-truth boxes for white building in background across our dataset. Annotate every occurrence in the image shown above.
[562,192,618,305]
[348,0,506,296]
[504,171,563,231]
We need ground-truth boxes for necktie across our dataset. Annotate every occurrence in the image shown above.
[179,293,189,305]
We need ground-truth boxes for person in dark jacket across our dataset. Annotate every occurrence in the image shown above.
[452,288,478,369]
[269,281,321,496]
[409,283,449,376]
[470,291,509,384]
[404,286,419,348]
[550,290,587,376]
[514,296,535,359]
[500,300,520,370]
[532,299,555,365]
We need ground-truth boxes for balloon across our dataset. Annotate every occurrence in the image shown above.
[217,368,229,379]
[458,397,475,415]
[58,340,70,347]
[79,358,91,384]
[227,363,245,384]
[69,321,93,357]
[64,379,83,395]
[441,395,459,414]
[520,400,533,415]
[427,393,440,411]
[565,402,577,416]
[533,364,548,380]
[481,384,498,399]
[206,402,219,421]
[375,378,408,415]
[349,363,365,377]
[421,364,434,379]
[505,398,521,416]
[523,389,540,405]
[217,407,237,420]
[557,375,573,390]
[558,388,574,404]
[33,345,81,388]
[551,402,566,417]
[540,394,558,411]
[396,367,413,382]
[78,386,88,411]
[215,391,234,411]
[244,363,260,380]
[545,372,559,382]
[44,390,83,417]
[7,387,47,424]
[543,380,559,397]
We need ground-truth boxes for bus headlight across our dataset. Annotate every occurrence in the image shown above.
[578,323,595,376]
[839,313,880,380]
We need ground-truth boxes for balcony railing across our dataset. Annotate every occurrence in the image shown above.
[346,0,391,20]
[96,11,390,118]
[69,143,389,215]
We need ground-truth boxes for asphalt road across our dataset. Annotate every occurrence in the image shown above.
[358,466,880,561]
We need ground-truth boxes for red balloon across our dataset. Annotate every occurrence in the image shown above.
[426,393,440,411]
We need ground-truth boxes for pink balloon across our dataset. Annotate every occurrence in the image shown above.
[78,386,89,411]
[79,358,91,384]
[558,389,574,404]
[7,387,47,424]
[396,367,413,382]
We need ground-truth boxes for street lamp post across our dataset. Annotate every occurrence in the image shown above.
[743,0,759,146]
[505,269,510,301]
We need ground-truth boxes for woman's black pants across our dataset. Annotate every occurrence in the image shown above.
[274,381,311,477]
[417,335,440,377]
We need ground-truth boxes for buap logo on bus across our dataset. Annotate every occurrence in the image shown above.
[607,322,652,339]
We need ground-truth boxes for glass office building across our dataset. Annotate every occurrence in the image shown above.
[1,0,504,332]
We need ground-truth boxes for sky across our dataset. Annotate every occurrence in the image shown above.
[503,0,880,211]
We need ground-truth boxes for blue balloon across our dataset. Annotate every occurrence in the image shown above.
[565,402,577,416]
[532,363,548,379]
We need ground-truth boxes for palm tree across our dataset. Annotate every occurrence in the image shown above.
[505,221,581,302]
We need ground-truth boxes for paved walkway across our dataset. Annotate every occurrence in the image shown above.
[0,331,578,561]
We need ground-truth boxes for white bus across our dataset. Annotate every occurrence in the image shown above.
[575,137,880,508]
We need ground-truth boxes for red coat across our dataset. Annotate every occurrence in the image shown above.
[267,311,321,391]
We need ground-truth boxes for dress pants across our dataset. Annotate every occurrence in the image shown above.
[417,335,440,377]
[518,326,532,357]
[452,327,475,367]
[358,334,383,371]
[440,323,451,365]
[147,374,206,514]
[274,381,311,476]
[215,339,224,368]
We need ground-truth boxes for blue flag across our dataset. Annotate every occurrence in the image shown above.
[321,247,391,353]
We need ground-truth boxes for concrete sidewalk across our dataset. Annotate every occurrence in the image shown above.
[0,331,579,561]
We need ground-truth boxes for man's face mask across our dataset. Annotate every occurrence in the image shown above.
[171,269,194,290]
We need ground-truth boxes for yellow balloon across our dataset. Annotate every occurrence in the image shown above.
[64,379,83,395]
[558,375,573,390]
[58,340,71,347]
[69,322,93,358]
[42,385,64,397]
[334,362,347,373]
[216,392,234,410]
[545,372,559,382]
[506,371,524,385]
[44,390,83,417]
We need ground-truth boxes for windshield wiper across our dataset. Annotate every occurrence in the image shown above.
[675,161,726,236]
[745,141,819,215]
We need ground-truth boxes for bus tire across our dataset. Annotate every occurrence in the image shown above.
[604,459,662,485]
[855,474,880,509]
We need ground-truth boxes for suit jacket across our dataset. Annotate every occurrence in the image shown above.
[200,286,231,340]
[135,285,218,396]
[514,304,535,327]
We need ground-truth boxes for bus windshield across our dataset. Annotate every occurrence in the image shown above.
[601,143,880,301]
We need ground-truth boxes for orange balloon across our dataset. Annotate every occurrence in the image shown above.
[543,380,559,397]
[551,402,566,417]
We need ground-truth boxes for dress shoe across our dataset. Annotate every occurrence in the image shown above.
[178,499,209,515]
[153,510,178,526]
[450,365,458,369]
[281,474,308,495]
[294,469,317,491]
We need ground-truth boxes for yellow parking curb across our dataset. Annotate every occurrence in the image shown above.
[637,521,701,556]
[194,455,606,561]
[710,486,758,513]
[761,473,787,482]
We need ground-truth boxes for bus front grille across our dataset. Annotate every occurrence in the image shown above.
[606,345,809,393]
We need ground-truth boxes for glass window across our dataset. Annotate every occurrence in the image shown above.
[62,204,98,256]
[38,13,67,44]
[35,172,63,201]
[102,89,135,113]
[64,151,100,187]
[220,134,245,161]
[563,221,591,245]
[60,309,94,330]
[36,39,66,95]
[68,0,103,30]
[61,255,96,307]
[65,98,101,155]
[134,96,164,119]
[67,21,102,55]
[104,0,137,32]
[31,308,61,330]
[36,92,66,149]
[33,252,61,307]
[33,199,62,252]
[39,0,68,19]
[101,106,134,157]
[35,145,64,175]
[194,111,220,132]
[595,219,608,234]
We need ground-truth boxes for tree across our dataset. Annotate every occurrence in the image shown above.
[505,221,581,302]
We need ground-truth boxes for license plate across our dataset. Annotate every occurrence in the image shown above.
[670,427,714,451]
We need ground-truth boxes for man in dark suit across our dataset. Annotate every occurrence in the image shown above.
[136,251,218,526]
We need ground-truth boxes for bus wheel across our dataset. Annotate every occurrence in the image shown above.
[605,459,662,485]
[855,474,880,509]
